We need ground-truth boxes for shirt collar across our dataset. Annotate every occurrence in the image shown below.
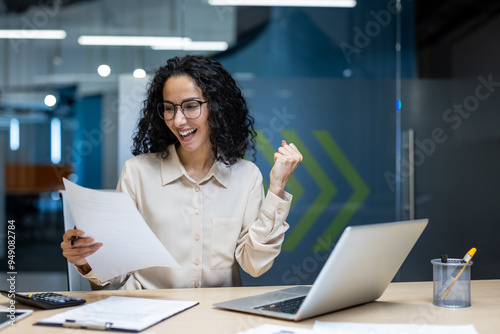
[160,145,229,188]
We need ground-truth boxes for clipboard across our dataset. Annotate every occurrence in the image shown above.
[35,296,198,332]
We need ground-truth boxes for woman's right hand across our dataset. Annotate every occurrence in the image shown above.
[60,228,103,267]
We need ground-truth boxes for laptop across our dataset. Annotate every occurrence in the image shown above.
[213,219,428,321]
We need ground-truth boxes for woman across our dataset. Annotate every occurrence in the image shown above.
[61,55,303,289]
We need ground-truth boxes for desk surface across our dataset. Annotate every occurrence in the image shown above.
[2,280,499,333]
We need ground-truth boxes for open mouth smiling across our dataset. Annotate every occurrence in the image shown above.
[179,128,197,139]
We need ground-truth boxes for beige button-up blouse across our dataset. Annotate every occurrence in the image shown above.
[80,145,292,289]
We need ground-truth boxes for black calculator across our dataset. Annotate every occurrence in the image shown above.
[0,290,86,310]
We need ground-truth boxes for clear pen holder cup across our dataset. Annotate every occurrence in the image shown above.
[431,258,473,308]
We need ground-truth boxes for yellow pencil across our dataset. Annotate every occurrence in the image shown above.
[440,247,476,300]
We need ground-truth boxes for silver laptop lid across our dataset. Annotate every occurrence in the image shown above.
[213,219,428,321]
[295,218,428,320]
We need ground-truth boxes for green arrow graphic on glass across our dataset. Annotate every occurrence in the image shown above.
[280,130,337,251]
[312,130,370,252]
[254,129,369,252]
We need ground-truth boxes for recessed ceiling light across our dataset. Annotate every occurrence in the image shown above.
[133,69,147,78]
[98,64,111,77]
[44,94,57,107]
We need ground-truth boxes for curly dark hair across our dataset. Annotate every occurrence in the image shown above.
[132,54,257,166]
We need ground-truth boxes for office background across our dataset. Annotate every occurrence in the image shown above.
[0,0,499,291]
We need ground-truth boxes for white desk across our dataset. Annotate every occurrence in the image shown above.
[2,280,499,333]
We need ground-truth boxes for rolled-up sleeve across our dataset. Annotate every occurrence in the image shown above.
[73,265,125,290]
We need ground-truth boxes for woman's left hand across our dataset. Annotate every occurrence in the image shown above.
[268,140,303,199]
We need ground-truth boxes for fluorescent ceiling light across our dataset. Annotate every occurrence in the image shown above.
[78,35,189,47]
[51,118,62,164]
[208,0,356,7]
[152,40,228,51]
[0,29,66,39]
[78,35,228,51]
[10,118,20,151]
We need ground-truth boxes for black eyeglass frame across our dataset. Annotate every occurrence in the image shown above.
[156,100,207,120]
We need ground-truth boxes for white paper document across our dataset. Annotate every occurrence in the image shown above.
[237,322,478,334]
[36,296,198,332]
[237,324,314,334]
[63,178,180,281]
[313,321,479,334]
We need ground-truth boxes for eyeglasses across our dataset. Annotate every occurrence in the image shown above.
[157,100,207,120]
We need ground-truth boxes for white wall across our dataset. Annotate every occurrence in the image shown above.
[117,74,150,177]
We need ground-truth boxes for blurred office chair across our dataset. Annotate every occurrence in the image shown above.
[59,190,91,291]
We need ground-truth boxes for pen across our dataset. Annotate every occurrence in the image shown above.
[439,247,476,300]
[71,226,78,247]
[440,254,448,263]
[63,319,113,330]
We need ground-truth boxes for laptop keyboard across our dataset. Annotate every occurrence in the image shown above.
[254,295,306,314]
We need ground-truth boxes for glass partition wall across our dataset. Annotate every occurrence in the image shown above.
[219,1,413,285]
[401,3,500,280]
[0,0,422,291]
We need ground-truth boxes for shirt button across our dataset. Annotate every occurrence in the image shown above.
[277,208,283,214]
[194,283,199,288]
[194,234,200,241]
[194,209,200,215]
[194,259,200,266]
[194,186,201,192]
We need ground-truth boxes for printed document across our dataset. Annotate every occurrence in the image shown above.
[237,322,478,334]
[313,321,478,334]
[63,178,180,281]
